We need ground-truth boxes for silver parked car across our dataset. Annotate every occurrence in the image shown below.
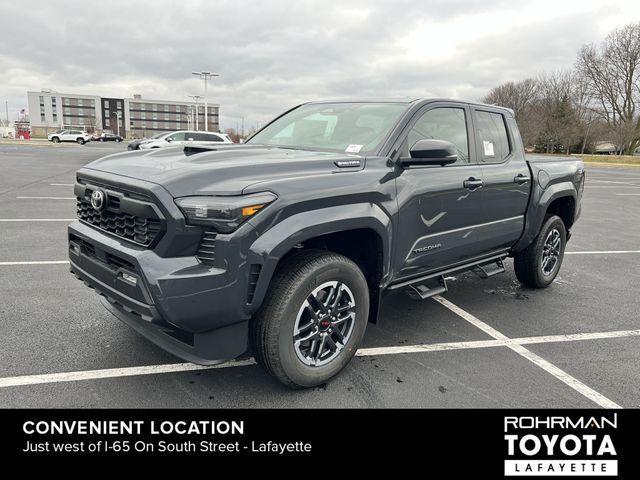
[138,130,233,150]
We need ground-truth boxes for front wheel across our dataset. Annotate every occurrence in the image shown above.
[514,214,566,288]
[253,251,369,388]
[77,138,85,145]
[51,137,60,143]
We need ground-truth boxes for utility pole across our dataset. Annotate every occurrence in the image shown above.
[188,95,202,130]
[4,101,8,127]
[191,71,218,131]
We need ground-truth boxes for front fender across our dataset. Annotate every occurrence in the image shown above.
[245,203,392,313]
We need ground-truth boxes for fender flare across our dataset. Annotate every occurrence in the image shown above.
[245,203,392,313]
[514,182,577,252]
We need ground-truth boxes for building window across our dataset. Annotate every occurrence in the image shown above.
[64,98,70,106]
[41,114,46,122]
[78,99,83,106]
[164,104,169,112]
[141,103,146,110]
[152,104,157,111]
[64,108,71,115]
[164,114,169,121]
[141,122,146,128]
[105,110,109,118]
[141,112,146,120]
[152,113,158,120]
[176,122,181,129]
[90,99,95,107]
[105,118,110,127]
[104,100,109,108]
[153,122,158,129]
[117,101,122,109]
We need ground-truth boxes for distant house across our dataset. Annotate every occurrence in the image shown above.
[594,141,617,155]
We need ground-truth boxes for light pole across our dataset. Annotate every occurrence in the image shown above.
[114,110,121,137]
[188,95,201,130]
[192,71,218,131]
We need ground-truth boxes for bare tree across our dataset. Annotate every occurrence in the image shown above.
[482,78,540,146]
[576,22,640,154]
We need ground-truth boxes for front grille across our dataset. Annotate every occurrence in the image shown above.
[196,231,217,265]
[76,181,163,247]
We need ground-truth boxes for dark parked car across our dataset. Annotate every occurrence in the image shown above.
[69,98,584,388]
[98,133,123,142]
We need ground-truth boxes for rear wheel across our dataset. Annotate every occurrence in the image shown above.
[76,138,85,145]
[514,214,566,288]
[253,251,369,388]
[51,137,60,143]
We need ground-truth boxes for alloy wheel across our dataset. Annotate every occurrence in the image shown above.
[293,281,356,367]
[541,228,562,276]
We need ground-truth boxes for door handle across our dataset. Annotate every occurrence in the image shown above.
[514,174,531,185]
[463,177,484,190]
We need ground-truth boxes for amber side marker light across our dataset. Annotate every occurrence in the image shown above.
[242,204,266,217]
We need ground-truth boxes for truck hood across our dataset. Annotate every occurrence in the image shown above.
[83,144,364,197]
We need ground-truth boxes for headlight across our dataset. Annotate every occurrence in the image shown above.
[175,192,276,233]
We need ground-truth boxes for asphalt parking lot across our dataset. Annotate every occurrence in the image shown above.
[0,141,638,408]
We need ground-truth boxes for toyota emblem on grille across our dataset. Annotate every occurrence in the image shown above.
[90,189,107,211]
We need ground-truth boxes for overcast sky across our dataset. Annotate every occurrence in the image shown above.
[2,0,640,131]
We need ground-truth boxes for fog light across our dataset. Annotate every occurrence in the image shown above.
[120,272,137,286]
[70,243,81,255]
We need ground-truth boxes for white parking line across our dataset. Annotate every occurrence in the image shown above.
[0,219,75,222]
[588,180,640,185]
[433,296,622,409]
[616,193,640,196]
[356,329,640,356]
[0,327,638,390]
[0,359,257,388]
[15,196,75,200]
[0,261,70,266]
[49,183,74,186]
[566,250,640,255]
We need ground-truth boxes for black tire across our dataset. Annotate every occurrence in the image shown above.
[77,138,85,145]
[514,214,566,288]
[51,137,60,143]
[253,250,369,389]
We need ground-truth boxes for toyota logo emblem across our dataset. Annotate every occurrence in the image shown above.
[90,189,106,211]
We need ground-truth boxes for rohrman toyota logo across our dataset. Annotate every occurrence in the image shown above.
[90,189,107,211]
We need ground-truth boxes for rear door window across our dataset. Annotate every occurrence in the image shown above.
[474,111,511,162]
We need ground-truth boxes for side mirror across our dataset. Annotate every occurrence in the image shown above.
[400,139,458,167]
[166,138,172,142]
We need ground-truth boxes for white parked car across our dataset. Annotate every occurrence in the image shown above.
[47,129,92,145]
[138,130,233,150]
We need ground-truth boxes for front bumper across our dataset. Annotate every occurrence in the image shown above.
[68,220,250,365]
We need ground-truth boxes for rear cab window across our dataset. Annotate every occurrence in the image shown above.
[473,110,511,163]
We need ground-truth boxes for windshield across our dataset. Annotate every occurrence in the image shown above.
[247,102,408,154]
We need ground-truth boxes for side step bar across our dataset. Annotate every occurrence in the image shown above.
[474,258,505,279]
[405,276,448,300]
[388,252,509,300]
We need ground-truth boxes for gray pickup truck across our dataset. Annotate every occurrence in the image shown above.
[68,98,585,388]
